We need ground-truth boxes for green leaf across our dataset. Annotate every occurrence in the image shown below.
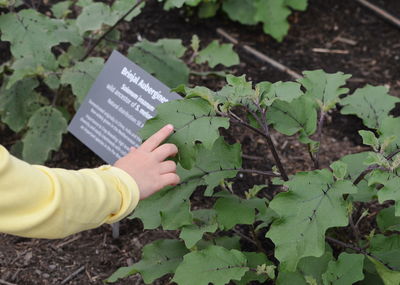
[368,257,400,285]
[359,130,380,150]
[322,253,365,285]
[0,9,80,86]
[369,171,400,216]
[330,160,348,180]
[162,0,202,10]
[370,234,400,269]
[195,40,239,68]
[377,206,400,232]
[140,98,230,169]
[191,34,200,53]
[106,266,138,283]
[180,209,218,248]
[0,78,44,132]
[267,95,317,138]
[258,81,303,106]
[217,75,255,110]
[109,0,145,23]
[266,169,357,271]
[128,39,189,88]
[285,0,308,11]
[60,57,104,106]
[76,2,111,34]
[172,246,248,285]
[51,1,72,18]
[198,1,219,18]
[299,70,351,111]
[254,0,291,42]
[378,117,400,155]
[236,252,272,285]
[22,106,68,164]
[222,0,258,25]
[197,236,241,251]
[131,138,241,229]
[340,85,399,129]
[340,152,377,202]
[214,192,258,230]
[131,239,189,284]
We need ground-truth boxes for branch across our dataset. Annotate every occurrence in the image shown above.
[326,236,397,271]
[356,0,400,29]
[82,0,146,61]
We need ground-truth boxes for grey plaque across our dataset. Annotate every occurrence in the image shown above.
[68,50,181,164]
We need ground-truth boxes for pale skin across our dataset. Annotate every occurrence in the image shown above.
[114,124,180,200]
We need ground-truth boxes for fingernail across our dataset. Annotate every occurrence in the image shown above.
[166,124,174,131]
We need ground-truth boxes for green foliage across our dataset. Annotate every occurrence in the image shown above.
[118,69,400,284]
[163,0,308,41]
[172,246,248,285]
[195,40,239,68]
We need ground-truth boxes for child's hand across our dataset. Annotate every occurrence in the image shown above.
[114,124,180,200]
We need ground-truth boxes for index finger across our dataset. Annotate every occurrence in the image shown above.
[139,124,174,152]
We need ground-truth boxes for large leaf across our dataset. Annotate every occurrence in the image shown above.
[377,206,400,232]
[214,192,260,230]
[0,78,44,132]
[0,9,81,87]
[340,152,377,202]
[172,246,248,285]
[179,209,218,248]
[277,245,333,285]
[222,0,258,25]
[254,0,291,42]
[285,0,308,11]
[257,81,303,107]
[322,253,365,285]
[22,106,68,164]
[340,85,399,129]
[267,95,317,140]
[369,234,400,269]
[133,239,188,284]
[266,169,357,271]
[369,257,400,285]
[140,98,230,169]
[162,0,202,10]
[128,39,189,88]
[130,138,241,229]
[76,2,111,34]
[299,70,351,111]
[369,171,400,216]
[195,40,239,68]
[60,57,104,106]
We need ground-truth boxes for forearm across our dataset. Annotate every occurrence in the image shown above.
[0,145,139,239]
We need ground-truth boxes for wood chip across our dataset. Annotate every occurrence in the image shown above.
[312,48,349,54]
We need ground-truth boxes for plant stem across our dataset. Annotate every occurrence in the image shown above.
[326,236,397,271]
[349,214,361,243]
[82,0,146,61]
[314,110,326,169]
[259,108,289,181]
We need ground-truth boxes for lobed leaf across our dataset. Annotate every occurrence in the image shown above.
[132,239,189,284]
[254,0,291,42]
[179,209,218,248]
[377,206,400,232]
[76,2,111,34]
[267,95,317,139]
[128,39,189,88]
[258,80,303,107]
[195,40,239,68]
[369,170,400,216]
[235,252,272,285]
[172,245,248,285]
[60,57,104,106]
[222,0,258,25]
[340,85,399,129]
[378,117,400,155]
[368,257,400,285]
[299,69,351,111]
[131,138,241,229]
[369,234,400,270]
[140,98,230,169]
[266,169,357,271]
[22,106,68,164]
[0,78,44,132]
[322,253,365,285]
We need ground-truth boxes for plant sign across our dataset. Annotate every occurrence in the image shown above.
[68,50,181,164]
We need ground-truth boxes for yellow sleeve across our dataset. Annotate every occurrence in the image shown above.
[0,145,140,239]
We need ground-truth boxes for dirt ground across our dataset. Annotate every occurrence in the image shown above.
[1,0,400,284]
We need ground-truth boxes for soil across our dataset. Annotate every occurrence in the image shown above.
[1,0,400,284]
